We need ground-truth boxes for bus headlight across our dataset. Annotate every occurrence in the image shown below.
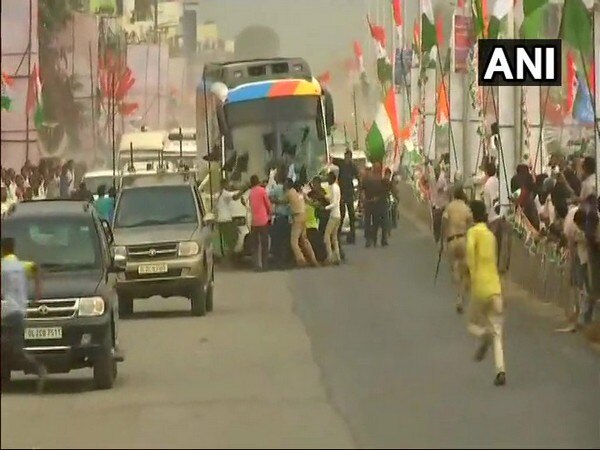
[78,297,105,317]
[178,241,199,257]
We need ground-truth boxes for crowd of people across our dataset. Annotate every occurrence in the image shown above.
[429,151,599,345]
[215,149,400,271]
[1,159,116,222]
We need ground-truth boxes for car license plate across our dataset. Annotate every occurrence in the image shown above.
[138,263,168,274]
[25,327,62,340]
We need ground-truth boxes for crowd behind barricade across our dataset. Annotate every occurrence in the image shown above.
[1,159,116,222]
[215,148,401,271]
[426,151,599,332]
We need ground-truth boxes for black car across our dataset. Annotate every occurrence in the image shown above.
[1,200,124,389]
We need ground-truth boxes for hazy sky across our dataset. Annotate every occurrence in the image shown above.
[193,0,445,73]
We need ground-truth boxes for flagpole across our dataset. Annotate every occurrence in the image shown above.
[594,3,600,190]
[89,42,97,156]
[25,0,32,162]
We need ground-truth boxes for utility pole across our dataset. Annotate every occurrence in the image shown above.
[154,0,159,39]
[497,5,516,217]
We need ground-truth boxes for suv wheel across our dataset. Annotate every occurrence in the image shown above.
[206,270,214,313]
[118,294,134,317]
[190,284,207,316]
[93,331,117,390]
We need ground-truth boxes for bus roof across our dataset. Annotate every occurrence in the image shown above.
[119,131,166,152]
[225,78,322,104]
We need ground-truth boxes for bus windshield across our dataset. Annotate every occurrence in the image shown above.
[224,96,327,183]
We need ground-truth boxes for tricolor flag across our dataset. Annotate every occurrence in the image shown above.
[367,17,393,86]
[26,64,45,129]
[365,88,400,163]
[487,0,513,39]
[1,72,14,111]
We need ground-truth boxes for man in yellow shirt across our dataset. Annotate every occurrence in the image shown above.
[466,200,506,387]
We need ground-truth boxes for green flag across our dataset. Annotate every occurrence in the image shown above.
[421,0,437,55]
[562,0,593,55]
[520,0,549,39]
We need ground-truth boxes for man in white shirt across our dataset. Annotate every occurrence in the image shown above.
[216,179,245,259]
[579,157,597,200]
[324,171,342,265]
[430,164,450,243]
[483,163,503,267]
[558,205,588,332]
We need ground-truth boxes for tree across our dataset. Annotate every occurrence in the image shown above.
[234,26,280,60]
[38,0,85,152]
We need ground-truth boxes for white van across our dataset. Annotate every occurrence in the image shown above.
[118,130,167,169]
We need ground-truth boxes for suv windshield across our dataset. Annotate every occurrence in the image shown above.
[114,185,198,228]
[2,217,102,271]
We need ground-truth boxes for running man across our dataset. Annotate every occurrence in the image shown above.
[465,200,506,386]
[1,237,47,392]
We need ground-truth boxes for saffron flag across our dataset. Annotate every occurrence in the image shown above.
[436,78,449,126]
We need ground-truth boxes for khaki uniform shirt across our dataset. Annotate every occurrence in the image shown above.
[443,199,473,239]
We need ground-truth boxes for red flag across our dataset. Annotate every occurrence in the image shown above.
[588,58,595,96]
[119,102,139,116]
[566,51,577,116]
[353,40,363,59]
[392,0,403,27]
[436,17,444,46]
[318,71,331,85]
[367,16,387,48]
[413,19,421,50]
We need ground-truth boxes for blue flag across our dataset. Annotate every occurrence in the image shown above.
[573,73,594,124]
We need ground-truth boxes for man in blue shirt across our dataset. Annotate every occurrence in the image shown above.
[93,185,113,222]
[1,237,47,392]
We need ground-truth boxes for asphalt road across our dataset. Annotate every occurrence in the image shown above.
[288,213,600,448]
[1,212,599,448]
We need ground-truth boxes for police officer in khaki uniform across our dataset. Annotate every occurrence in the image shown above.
[442,185,473,314]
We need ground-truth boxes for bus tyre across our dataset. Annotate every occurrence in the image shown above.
[191,285,207,317]
[93,332,116,390]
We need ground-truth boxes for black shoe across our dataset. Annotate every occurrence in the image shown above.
[494,371,506,386]
[381,241,389,247]
[474,336,492,362]
[456,304,464,314]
